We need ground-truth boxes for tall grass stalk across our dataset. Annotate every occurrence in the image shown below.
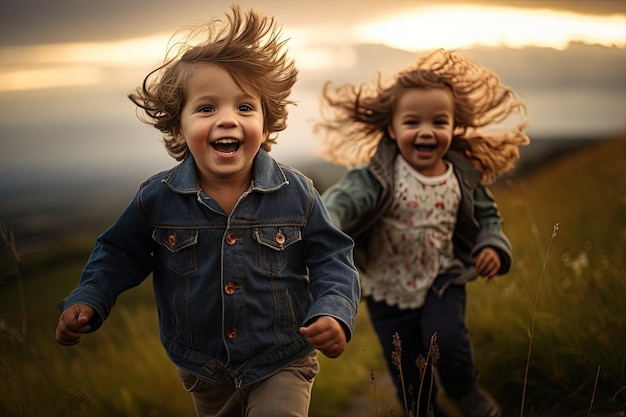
[370,369,379,417]
[612,386,626,416]
[391,332,410,415]
[520,223,559,417]
[587,365,601,417]
[414,333,439,417]
[390,331,439,417]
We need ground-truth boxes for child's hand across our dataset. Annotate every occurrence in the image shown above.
[55,303,94,346]
[299,316,346,358]
[474,247,501,279]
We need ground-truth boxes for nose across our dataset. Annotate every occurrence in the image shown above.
[418,126,435,138]
[216,108,239,128]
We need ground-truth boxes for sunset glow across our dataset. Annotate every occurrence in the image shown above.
[0,5,624,91]
[0,36,166,92]
[356,6,626,50]
[0,67,103,91]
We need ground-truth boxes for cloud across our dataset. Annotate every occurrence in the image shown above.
[1,1,624,48]
[2,3,623,93]
[355,5,626,50]
[0,1,623,177]
[0,67,104,91]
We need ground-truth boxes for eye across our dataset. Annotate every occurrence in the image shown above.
[237,103,254,112]
[434,118,450,126]
[198,105,215,113]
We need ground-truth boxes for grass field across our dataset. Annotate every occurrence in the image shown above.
[1,135,624,417]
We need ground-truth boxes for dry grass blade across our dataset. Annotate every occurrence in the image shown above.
[587,365,601,417]
[520,223,559,417]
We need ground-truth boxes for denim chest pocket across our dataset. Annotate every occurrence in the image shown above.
[254,226,302,274]
[153,228,199,275]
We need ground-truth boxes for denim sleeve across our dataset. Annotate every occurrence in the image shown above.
[62,190,155,331]
[302,190,360,341]
[472,185,512,274]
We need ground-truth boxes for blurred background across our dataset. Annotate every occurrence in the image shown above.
[0,1,625,416]
[0,0,624,246]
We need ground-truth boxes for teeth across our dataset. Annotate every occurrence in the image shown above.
[212,138,240,154]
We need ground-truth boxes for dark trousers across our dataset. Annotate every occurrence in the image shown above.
[366,274,478,416]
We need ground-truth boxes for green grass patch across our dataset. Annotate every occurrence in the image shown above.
[468,136,626,416]
[1,136,625,416]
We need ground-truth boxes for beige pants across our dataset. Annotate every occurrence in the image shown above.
[177,351,319,417]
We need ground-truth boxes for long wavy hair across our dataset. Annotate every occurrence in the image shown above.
[128,5,298,161]
[314,49,530,184]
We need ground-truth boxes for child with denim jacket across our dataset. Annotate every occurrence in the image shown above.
[315,49,529,417]
[55,6,360,417]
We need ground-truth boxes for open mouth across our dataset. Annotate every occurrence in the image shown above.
[414,143,437,152]
[212,139,240,154]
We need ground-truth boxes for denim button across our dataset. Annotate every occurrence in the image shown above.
[226,328,238,339]
[225,232,238,245]
[168,233,177,246]
[224,282,237,295]
[275,230,285,245]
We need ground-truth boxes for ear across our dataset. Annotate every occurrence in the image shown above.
[173,127,186,145]
[387,125,397,140]
[260,129,270,147]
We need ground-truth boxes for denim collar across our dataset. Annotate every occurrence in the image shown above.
[161,149,289,194]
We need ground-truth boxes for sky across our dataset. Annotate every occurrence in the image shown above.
[0,0,624,187]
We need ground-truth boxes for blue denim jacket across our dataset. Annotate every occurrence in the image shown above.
[62,149,360,387]
[322,135,512,296]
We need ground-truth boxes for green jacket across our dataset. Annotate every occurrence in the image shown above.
[322,134,512,296]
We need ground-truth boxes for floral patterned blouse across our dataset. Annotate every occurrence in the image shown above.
[361,156,461,309]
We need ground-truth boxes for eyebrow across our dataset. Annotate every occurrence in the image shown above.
[188,92,261,105]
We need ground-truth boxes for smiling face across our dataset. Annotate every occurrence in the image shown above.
[175,63,265,184]
[388,87,455,177]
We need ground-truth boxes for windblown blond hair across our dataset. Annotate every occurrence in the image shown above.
[128,5,298,160]
[315,49,529,184]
